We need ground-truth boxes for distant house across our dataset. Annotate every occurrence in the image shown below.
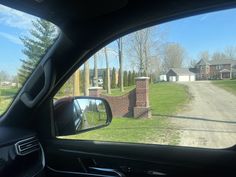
[166,68,195,82]
[1,81,11,87]
[0,81,17,87]
[159,75,167,81]
[89,68,107,86]
[89,68,118,86]
[195,59,236,80]
[11,83,17,87]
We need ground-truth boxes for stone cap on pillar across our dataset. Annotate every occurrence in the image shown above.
[135,77,150,80]
[89,87,103,90]
[89,87,102,97]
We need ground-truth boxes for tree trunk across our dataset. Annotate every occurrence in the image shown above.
[84,61,90,96]
[139,41,144,76]
[144,45,149,77]
[104,47,111,94]
[73,69,80,96]
[94,53,98,87]
[118,38,124,92]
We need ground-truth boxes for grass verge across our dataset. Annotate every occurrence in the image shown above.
[212,80,236,95]
[150,83,190,115]
[0,88,18,96]
[0,98,13,115]
[65,116,179,145]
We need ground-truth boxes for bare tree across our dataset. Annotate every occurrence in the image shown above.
[162,43,185,71]
[130,28,152,76]
[198,51,210,61]
[84,61,90,96]
[104,47,111,94]
[189,59,197,68]
[224,46,236,59]
[93,53,98,87]
[117,38,124,92]
[149,56,162,82]
[128,27,165,78]
[0,70,10,82]
[212,52,226,61]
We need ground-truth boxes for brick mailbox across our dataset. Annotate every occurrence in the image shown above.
[133,77,151,118]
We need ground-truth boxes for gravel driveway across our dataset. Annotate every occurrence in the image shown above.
[172,81,236,148]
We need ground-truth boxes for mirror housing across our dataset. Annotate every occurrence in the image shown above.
[54,96,112,136]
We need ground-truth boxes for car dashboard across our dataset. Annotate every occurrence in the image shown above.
[0,127,44,177]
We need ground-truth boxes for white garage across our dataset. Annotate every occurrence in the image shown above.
[166,68,196,82]
[169,76,177,82]
[190,75,195,81]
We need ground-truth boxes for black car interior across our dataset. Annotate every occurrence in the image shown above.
[0,0,236,176]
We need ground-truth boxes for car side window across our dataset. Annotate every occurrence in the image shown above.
[0,4,58,116]
[54,8,236,149]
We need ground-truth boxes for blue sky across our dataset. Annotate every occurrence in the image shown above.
[164,8,236,60]
[0,4,36,76]
[1,5,236,76]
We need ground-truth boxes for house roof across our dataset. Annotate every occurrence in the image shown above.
[196,59,210,65]
[196,58,236,66]
[209,59,236,65]
[220,69,231,73]
[168,68,195,76]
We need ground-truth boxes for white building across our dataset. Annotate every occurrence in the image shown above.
[159,75,167,81]
[166,68,195,82]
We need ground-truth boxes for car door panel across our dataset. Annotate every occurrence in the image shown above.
[44,139,236,177]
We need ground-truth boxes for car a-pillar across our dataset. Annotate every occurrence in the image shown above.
[133,77,151,118]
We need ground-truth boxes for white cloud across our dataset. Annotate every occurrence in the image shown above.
[0,4,37,30]
[0,32,22,45]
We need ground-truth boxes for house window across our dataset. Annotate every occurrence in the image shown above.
[216,65,223,70]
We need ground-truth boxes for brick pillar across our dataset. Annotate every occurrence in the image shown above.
[89,87,102,97]
[133,77,151,118]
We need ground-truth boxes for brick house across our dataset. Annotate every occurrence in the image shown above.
[194,59,236,80]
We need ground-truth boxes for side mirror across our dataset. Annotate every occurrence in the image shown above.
[54,96,112,136]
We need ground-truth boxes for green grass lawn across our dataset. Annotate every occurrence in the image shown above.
[66,116,179,145]
[60,83,190,145]
[0,88,18,96]
[212,80,236,95]
[102,85,135,96]
[0,98,12,115]
[150,83,190,115]
[0,88,18,115]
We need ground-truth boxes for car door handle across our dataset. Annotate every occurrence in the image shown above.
[89,167,126,177]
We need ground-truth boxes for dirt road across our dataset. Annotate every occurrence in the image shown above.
[172,81,236,148]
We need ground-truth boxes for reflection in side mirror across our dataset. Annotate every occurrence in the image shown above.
[54,97,112,136]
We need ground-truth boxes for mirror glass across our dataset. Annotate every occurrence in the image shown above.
[54,97,110,136]
[73,98,108,132]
